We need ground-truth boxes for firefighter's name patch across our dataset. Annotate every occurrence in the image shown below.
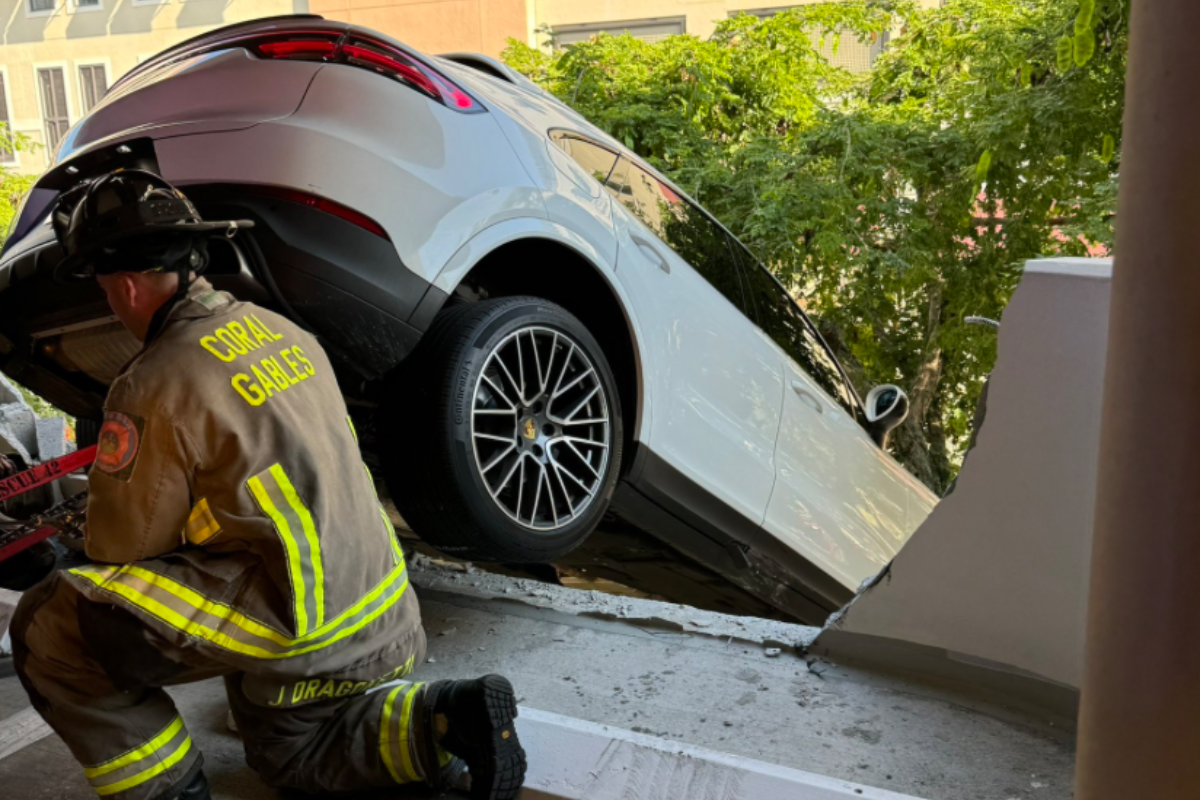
[95,410,145,481]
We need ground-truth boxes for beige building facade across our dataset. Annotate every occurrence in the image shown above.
[0,0,934,174]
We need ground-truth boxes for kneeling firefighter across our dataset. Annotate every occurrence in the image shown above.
[10,170,527,800]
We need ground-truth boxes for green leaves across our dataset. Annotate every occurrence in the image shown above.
[1056,35,1075,72]
[1074,30,1096,66]
[1071,0,1097,67]
[975,149,993,184]
[1075,0,1095,35]
[503,0,1127,491]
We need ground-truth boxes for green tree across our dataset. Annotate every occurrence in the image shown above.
[504,0,1126,492]
[0,124,37,240]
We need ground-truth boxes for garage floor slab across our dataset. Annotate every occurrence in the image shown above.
[0,559,1074,799]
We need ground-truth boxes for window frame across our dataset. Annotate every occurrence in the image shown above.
[76,60,111,114]
[0,67,18,167]
[33,62,74,154]
[548,129,621,186]
[73,0,105,13]
[603,153,753,314]
[26,0,58,18]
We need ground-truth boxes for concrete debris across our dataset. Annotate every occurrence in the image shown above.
[34,418,72,461]
[408,553,821,651]
[765,647,782,658]
[0,374,76,489]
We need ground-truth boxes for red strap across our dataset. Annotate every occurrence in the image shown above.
[0,445,97,503]
[0,524,56,564]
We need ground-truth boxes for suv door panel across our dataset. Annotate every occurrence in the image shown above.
[733,242,917,589]
[605,158,782,523]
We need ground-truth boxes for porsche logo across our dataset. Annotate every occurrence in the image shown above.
[523,418,538,441]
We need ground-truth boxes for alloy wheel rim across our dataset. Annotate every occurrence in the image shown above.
[470,325,611,532]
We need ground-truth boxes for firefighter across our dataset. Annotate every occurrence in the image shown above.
[9,170,527,800]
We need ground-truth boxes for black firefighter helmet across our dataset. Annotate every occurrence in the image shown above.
[51,168,253,284]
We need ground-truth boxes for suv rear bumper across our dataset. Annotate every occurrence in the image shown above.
[0,182,445,421]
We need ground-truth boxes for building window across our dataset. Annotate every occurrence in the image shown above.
[28,0,56,13]
[732,7,890,73]
[0,73,14,164]
[38,67,70,150]
[552,17,686,47]
[76,0,101,9]
[79,64,108,112]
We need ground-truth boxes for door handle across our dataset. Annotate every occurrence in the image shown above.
[791,381,823,413]
[633,237,670,273]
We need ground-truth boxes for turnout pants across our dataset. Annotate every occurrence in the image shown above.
[11,571,438,800]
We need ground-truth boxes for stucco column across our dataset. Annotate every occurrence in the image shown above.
[1075,1,1200,797]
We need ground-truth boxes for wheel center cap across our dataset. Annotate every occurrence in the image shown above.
[521,417,539,442]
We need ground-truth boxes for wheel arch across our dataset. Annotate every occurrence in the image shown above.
[431,222,646,473]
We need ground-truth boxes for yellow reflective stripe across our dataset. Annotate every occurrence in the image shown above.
[380,685,406,783]
[186,498,220,545]
[84,717,183,779]
[68,563,410,660]
[128,560,399,648]
[122,565,292,646]
[286,575,409,659]
[271,465,325,629]
[95,737,193,796]
[398,683,424,782]
[248,473,309,635]
[347,416,358,443]
[380,507,404,565]
[70,569,281,659]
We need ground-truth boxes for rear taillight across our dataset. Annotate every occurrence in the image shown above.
[249,32,483,113]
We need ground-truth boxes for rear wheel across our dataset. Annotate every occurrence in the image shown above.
[381,297,623,562]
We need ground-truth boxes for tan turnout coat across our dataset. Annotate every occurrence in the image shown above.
[64,278,420,707]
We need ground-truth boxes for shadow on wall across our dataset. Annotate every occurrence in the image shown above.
[64,2,111,39]
[107,0,166,37]
[177,0,235,31]
[2,2,51,46]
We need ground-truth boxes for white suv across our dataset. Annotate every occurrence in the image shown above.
[0,16,936,622]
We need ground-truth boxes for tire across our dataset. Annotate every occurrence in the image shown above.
[380,297,624,562]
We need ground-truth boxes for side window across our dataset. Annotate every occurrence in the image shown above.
[606,157,748,312]
[734,242,855,413]
[550,133,619,185]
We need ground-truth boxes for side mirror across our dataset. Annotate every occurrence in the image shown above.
[864,385,910,447]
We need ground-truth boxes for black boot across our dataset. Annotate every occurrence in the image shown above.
[173,770,211,800]
[420,675,526,800]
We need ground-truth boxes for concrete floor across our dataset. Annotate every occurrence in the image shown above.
[0,559,1076,800]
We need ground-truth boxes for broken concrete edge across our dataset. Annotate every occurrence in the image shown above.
[516,705,923,800]
[809,629,1078,726]
[408,553,822,652]
[0,374,76,465]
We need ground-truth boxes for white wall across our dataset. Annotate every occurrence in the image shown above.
[824,258,1112,689]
